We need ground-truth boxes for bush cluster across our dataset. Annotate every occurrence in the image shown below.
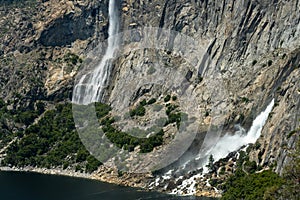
[2,103,101,173]
[101,117,164,153]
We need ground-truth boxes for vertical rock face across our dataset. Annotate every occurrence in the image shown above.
[0,0,110,100]
[0,0,299,196]
[250,52,300,174]
[39,11,97,47]
[112,0,300,172]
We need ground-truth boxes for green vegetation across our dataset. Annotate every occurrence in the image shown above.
[165,103,182,128]
[197,76,203,83]
[254,142,261,150]
[221,170,284,200]
[1,93,187,172]
[95,95,186,153]
[0,0,37,7]
[219,166,226,175]
[15,110,38,126]
[147,98,156,105]
[164,95,171,102]
[241,96,250,103]
[130,104,146,117]
[100,116,164,153]
[268,60,273,66]
[2,103,102,173]
[94,101,165,153]
[0,98,43,149]
[221,139,300,199]
[206,154,215,172]
[63,53,82,66]
[276,139,300,199]
[205,111,209,117]
[95,102,111,119]
[36,101,45,115]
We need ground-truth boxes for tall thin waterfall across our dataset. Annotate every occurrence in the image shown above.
[73,0,119,104]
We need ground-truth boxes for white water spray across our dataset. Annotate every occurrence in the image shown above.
[206,99,275,163]
[171,99,275,195]
[73,0,119,104]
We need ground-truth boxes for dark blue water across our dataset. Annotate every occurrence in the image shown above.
[0,171,212,200]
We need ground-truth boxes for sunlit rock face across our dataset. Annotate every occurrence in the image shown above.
[113,0,300,174]
[0,0,299,197]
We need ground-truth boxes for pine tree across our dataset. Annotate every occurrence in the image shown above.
[206,154,215,172]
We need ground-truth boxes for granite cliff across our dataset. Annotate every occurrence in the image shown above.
[0,0,299,198]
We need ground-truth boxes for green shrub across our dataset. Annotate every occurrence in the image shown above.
[147,98,156,105]
[268,60,273,66]
[254,142,261,150]
[241,97,249,103]
[219,166,226,175]
[36,101,45,115]
[206,155,215,172]
[205,111,209,117]
[166,112,181,126]
[95,102,111,119]
[287,130,298,139]
[140,99,147,106]
[85,155,102,173]
[76,148,89,162]
[130,104,146,117]
[197,76,203,83]
[64,53,82,66]
[164,95,171,102]
[244,160,257,174]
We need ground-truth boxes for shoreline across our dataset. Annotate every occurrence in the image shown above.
[0,166,95,180]
[0,166,151,190]
[0,166,220,198]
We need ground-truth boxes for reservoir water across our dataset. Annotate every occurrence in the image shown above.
[0,171,212,200]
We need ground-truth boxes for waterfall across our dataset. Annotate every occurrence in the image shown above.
[206,99,275,163]
[167,99,275,195]
[73,0,119,104]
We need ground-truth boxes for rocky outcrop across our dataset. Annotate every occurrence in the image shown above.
[38,0,108,47]
[0,0,110,100]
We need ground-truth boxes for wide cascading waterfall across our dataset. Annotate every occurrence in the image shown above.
[154,99,275,195]
[205,98,275,164]
[73,0,119,104]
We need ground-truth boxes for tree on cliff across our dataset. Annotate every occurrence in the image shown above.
[206,154,215,172]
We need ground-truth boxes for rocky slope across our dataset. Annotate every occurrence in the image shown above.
[0,0,299,198]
